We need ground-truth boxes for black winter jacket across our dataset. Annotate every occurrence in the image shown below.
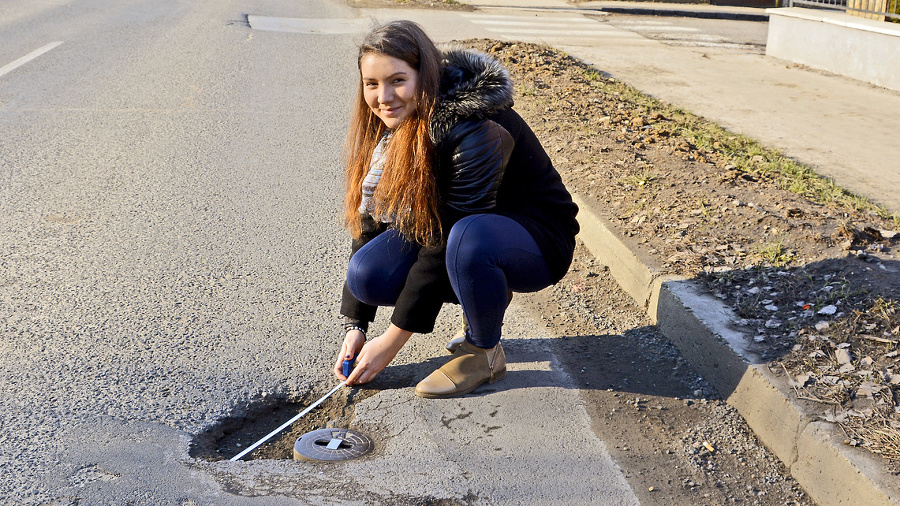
[341,49,579,334]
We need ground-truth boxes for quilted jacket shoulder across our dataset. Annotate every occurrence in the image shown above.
[430,49,515,147]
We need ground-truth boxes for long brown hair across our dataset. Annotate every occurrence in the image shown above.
[344,20,444,246]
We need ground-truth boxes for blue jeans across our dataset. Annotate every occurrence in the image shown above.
[346,214,553,348]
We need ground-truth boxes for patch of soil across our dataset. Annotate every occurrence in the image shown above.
[459,38,900,470]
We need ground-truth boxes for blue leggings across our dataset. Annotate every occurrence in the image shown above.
[346,214,553,348]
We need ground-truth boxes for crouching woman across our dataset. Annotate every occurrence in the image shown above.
[334,20,579,398]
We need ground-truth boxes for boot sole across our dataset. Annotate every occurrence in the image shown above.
[414,368,507,399]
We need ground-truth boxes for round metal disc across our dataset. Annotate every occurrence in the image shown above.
[293,428,373,461]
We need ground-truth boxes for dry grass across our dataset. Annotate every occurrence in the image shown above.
[842,408,900,463]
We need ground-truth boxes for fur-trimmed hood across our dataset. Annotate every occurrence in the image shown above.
[430,49,514,146]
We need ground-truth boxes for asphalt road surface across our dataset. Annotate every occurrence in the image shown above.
[1,1,802,504]
[2,0,363,502]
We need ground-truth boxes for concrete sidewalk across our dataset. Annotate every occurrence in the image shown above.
[467,0,900,216]
[451,1,900,504]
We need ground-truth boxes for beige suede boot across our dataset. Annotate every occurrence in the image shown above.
[415,341,506,398]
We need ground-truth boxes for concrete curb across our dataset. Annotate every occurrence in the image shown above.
[573,194,900,506]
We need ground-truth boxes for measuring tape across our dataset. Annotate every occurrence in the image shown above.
[229,354,358,462]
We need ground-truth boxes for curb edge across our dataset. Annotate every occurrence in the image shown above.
[572,193,900,505]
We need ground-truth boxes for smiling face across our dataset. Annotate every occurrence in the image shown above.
[359,52,419,130]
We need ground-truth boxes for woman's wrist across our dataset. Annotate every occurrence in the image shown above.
[343,317,369,338]
[379,324,413,349]
[344,325,367,338]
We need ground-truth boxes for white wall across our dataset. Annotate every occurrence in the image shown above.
[766,7,900,92]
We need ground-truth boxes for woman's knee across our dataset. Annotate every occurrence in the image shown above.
[346,253,380,305]
[447,215,499,269]
[347,230,417,306]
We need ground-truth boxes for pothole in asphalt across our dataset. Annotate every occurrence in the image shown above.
[190,387,376,461]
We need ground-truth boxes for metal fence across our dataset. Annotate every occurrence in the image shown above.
[788,0,900,20]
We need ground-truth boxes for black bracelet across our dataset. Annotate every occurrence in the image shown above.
[344,325,367,336]
[343,318,369,334]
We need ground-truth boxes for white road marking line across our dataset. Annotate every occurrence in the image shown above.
[469,20,611,28]
[485,28,642,37]
[661,34,722,42]
[0,41,63,78]
[670,41,755,49]
[615,20,672,25]
[462,14,597,23]
[466,15,647,39]
[620,26,699,32]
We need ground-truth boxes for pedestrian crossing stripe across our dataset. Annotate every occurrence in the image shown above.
[462,14,701,38]
[616,26,699,32]
[463,14,645,38]
[461,14,597,23]
[613,19,672,25]
[485,28,643,37]
[468,20,602,28]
